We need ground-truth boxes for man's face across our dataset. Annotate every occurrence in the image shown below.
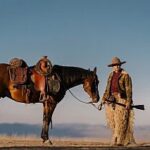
[112,65,121,72]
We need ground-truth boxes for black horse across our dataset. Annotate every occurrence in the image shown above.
[0,63,100,143]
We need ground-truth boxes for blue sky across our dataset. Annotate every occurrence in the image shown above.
[0,0,149,126]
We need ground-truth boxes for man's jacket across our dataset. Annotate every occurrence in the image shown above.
[102,69,132,104]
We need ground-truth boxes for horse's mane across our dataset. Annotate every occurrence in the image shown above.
[28,64,93,89]
[52,65,92,88]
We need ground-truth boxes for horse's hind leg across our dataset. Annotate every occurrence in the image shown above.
[41,98,56,144]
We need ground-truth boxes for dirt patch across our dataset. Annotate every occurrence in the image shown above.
[0,136,149,149]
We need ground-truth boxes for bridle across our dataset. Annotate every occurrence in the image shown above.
[68,89,92,104]
[68,73,100,110]
[68,89,100,111]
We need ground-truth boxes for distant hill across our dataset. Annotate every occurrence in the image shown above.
[0,123,149,141]
[0,123,41,136]
[0,123,110,138]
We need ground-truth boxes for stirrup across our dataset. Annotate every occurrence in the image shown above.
[39,94,49,103]
[39,93,46,102]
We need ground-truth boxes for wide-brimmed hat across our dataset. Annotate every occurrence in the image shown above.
[108,57,126,67]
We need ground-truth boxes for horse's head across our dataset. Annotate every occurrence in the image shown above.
[83,67,100,103]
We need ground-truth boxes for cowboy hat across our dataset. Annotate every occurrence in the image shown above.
[108,57,126,67]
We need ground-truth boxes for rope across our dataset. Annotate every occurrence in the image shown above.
[68,89,101,111]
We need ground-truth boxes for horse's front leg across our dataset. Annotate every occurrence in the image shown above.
[41,98,56,144]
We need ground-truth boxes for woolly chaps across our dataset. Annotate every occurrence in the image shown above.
[104,96,135,146]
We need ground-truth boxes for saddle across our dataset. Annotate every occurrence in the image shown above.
[8,58,28,84]
[8,58,30,103]
[31,68,60,102]
[31,69,46,93]
[47,76,60,95]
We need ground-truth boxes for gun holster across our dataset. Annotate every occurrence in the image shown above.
[108,95,116,110]
[108,95,115,102]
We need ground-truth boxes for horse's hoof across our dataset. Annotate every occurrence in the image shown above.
[43,139,52,145]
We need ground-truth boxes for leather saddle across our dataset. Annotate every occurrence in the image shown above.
[47,76,60,95]
[8,58,28,84]
[31,69,46,92]
[31,68,60,102]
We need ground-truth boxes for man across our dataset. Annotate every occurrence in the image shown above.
[101,57,136,146]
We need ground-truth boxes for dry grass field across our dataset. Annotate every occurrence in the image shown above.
[0,136,150,150]
[0,124,149,149]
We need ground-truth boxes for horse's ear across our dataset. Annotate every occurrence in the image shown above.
[93,67,97,74]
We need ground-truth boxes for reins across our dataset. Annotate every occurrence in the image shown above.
[68,89,101,111]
